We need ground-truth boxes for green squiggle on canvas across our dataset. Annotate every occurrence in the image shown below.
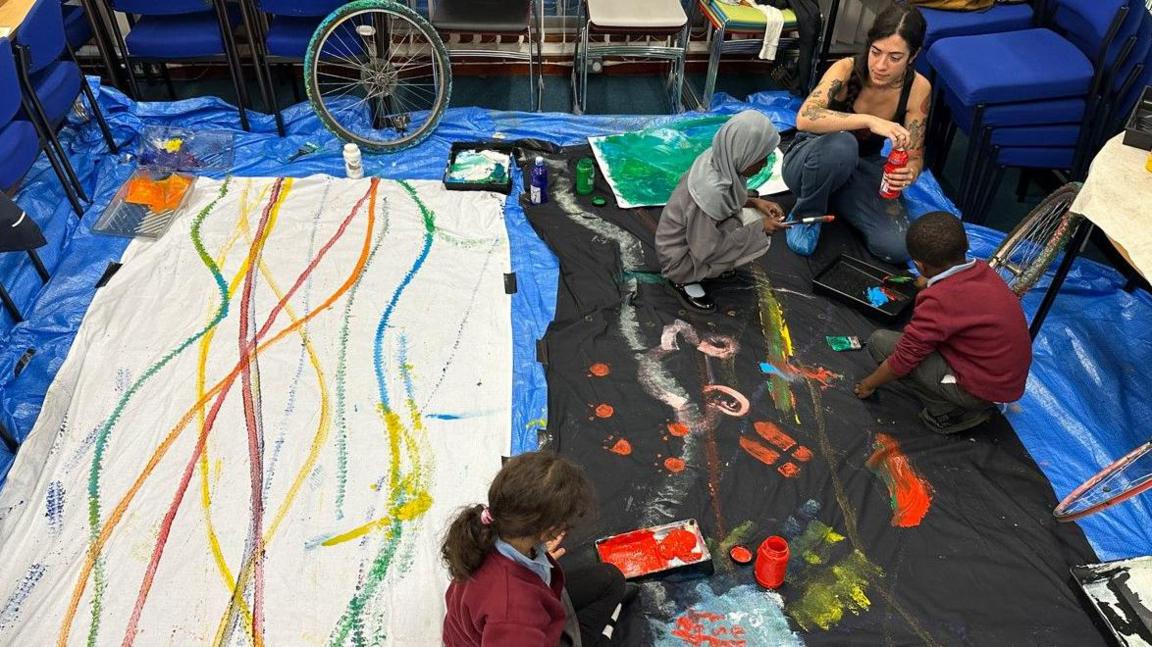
[85,178,233,647]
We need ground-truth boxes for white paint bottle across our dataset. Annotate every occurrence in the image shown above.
[344,143,364,179]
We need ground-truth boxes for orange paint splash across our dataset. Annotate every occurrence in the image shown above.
[777,462,800,478]
[739,436,780,466]
[594,403,615,418]
[754,421,796,452]
[658,528,701,562]
[664,457,686,473]
[589,362,611,377]
[792,446,813,462]
[609,439,632,456]
[798,365,840,388]
[667,422,690,437]
[866,433,933,528]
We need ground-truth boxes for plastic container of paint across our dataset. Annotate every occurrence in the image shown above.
[755,536,789,589]
[576,157,596,195]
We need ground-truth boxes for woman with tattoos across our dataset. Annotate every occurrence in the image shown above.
[782,3,929,263]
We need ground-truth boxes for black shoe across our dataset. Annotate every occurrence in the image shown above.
[919,407,991,434]
[673,283,715,312]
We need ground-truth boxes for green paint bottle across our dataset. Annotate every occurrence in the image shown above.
[576,157,596,195]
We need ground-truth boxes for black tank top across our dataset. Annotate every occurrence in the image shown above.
[828,72,915,158]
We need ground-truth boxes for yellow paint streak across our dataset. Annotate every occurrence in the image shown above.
[786,550,883,631]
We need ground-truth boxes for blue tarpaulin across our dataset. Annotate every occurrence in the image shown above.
[0,81,1147,562]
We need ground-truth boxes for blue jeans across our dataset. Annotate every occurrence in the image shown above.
[782,131,911,263]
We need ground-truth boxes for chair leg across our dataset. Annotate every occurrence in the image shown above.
[973,164,1004,226]
[26,249,49,283]
[527,4,538,112]
[215,0,252,131]
[104,14,141,100]
[958,106,985,210]
[238,0,283,136]
[158,63,177,99]
[1015,169,1031,202]
[703,23,724,109]
[78,72,119,154]
[286,65,301,103]
[670,25,687,113]
[0,283,22,323]
[579,18,591,114]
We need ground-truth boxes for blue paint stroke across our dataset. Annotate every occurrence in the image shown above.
[865,286,890,307]
[45,481,65,537]
[0,563,46,632]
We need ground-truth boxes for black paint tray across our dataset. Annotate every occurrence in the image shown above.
[812,254,916,322]
[442,141,516,194]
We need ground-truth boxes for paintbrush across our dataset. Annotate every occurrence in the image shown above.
[882,273,915,285]
[795,215,835,225]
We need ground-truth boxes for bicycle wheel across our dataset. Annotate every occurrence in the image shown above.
[305,0,451,152]
[987,182,1082,297]
[1054,439,1152,522]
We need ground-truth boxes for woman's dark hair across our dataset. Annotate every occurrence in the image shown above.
[842,3,927,109]
[907,211,968,267]
[441,452,595,580]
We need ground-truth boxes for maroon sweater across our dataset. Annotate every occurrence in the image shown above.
[888,261,1031,402]
[443,551,568,647]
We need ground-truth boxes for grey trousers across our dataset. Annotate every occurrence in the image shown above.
[868,329,992,423]
[782,131,911,263]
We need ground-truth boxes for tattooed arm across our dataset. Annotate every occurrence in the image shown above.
[886,75,932,189]
[796,58,875,133]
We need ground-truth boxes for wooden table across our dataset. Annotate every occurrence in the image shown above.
[0,0,36,34]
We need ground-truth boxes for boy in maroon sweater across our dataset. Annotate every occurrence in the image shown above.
[854,212,1032,433]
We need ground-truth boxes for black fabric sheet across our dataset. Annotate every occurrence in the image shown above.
[520,144,1110,646]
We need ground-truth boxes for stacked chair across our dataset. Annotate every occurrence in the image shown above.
[99,0,253,130]
[926,0,1148,223]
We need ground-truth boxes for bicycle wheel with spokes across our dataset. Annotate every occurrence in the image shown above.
[987,182,1082,296]
[305,0,451,152]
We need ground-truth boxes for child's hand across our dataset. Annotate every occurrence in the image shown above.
[854,381,876,399]
[914,276,928,290]
[546,532,567,560]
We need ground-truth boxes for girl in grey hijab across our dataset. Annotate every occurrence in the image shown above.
[656,111,789,312]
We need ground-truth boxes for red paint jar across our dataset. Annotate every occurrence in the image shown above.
[754,536,789,589]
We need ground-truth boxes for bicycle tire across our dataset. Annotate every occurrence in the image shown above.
[304,0,452,153]
[1054,440,1152,522]
[988,182,1082,297]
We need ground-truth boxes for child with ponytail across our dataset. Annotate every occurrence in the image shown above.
[441,452,635,646]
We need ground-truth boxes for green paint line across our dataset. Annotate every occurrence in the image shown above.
[85,177,235,647]
[620,270,667,285]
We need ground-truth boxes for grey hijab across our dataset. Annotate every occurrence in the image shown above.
[687,111,780,221]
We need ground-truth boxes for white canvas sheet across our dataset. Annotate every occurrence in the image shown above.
[0,176,512,646]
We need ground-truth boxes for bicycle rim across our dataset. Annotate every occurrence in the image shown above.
[1054,441,1152,522]
[988,182,1081,296]
[305,1,451,152]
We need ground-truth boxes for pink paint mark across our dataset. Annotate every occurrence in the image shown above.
[739,436,780,466]
[702,385,750,417]
[120,180,377,645]
[754,421,796,452]
[866,433,934,527]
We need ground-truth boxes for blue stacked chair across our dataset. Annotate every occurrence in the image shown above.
[100,0,253,130]
[0,37,86,216]
[241,0,349,136]
[915,1,1038,76]
[11,0,118,214]
[61,1,93,50]
[926,0,1143,222]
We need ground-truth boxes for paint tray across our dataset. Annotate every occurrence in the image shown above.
[595,518,713,580]
[442,141,516,194]
[138,126,235,173]
[812,254,915,323]
[93,169,196,239]
[1072,555,1152,646]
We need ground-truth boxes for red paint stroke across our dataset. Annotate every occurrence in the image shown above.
[739,436,780,466]
[866,433,934,528]
[792,446,813,462]
[667,422,690,437]
[761,361,842,388]
[589,362,611,377]
[797,365,839,388]
[729,545,753,564]
[754,421,795,452]
[120,180,379,644]
[658,528,701,563]
[664,457,686,473]
[596,529,664,578]
[777,462,800,478]
[609,439,632,456]
[702,385,750,417]
[879,285,906,302]
[594,403,615,418]
[671,610,747,646]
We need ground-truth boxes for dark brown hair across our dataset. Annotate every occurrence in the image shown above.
[843,3,927,109]
[441,452,595,580]
[907,211,968,268]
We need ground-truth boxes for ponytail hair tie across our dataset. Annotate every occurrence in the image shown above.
[480,506,493,526]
